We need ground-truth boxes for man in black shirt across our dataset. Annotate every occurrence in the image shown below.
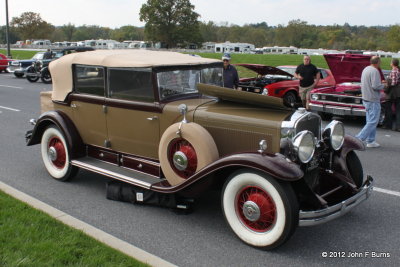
[294,55,320,109]
[222,53,239,89]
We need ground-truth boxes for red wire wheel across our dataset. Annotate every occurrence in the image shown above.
[48,137,67,169]
[168,138,198,179]
[236,186,277,232]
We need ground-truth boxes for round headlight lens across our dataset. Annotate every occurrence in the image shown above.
[293,131,316,163]
[323,120,345,151]
[311,94,318,101]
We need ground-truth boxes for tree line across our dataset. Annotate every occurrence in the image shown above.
[1,3,399,52]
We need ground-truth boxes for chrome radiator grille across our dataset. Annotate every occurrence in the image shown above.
[295,113,321,139]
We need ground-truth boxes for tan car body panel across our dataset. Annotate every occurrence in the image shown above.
[194,101,291,155]
[107,107,160,159]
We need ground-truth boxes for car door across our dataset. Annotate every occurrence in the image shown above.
[105,68,160,159]
[70,65,108,148]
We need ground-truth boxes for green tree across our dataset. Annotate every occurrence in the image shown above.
[139,0,201,48]
[10,12,54,41]
[61,23,76,41]
[387,25,400,52]
[111,26,144,42]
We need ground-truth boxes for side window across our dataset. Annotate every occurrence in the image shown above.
[108,68,154,102]
[74,65,105,96]
[319,69,328,79]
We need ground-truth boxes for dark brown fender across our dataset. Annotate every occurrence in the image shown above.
[26,110,85,159]
[151,152,304,194]
[341,134,365,157]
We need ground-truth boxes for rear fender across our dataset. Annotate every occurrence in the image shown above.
[27,110,85,159]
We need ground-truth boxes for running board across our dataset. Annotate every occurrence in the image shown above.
[71,157,165,190]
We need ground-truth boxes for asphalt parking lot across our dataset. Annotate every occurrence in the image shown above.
[0,72,399,266]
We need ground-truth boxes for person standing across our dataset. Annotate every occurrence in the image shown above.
[294,55,320,109]
[385,58,400,131]
[43,49,52,60]
[355,56,386,148]
[222,53,239,89]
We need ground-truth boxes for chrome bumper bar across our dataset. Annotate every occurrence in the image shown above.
[299,175,373,226]
[310,103,366,117]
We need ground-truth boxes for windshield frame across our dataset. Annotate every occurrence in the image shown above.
[155,63,223,103]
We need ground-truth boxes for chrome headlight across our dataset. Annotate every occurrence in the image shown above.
[311,94,318,101]
[323,120,345,151]
[293,131,316,163]
[262,87,269,95]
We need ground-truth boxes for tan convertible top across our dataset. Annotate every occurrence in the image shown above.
[50,50,221,101]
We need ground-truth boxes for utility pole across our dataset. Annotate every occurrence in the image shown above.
[5,0,12,58]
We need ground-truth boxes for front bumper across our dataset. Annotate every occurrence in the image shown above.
[299,175,373,226]
[310,103,366,117]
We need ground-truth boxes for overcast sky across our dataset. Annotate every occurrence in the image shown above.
[1,0,400,28]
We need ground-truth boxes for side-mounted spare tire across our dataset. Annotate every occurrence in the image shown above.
[158,122,219,186]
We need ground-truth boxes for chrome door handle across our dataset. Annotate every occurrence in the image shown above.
[147,116,158,121]
[71,104,77,108]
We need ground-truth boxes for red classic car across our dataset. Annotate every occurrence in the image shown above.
[0,53,13,72]
[309,54,385,121]
[236,64,335,106]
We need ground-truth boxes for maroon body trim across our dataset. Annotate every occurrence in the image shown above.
[151,152,304,193]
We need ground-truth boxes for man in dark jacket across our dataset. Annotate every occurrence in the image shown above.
[222,53,239,89]
[294,55,320,109]
[43,49,52,60]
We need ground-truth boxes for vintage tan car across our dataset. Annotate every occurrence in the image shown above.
[26,50,373,250]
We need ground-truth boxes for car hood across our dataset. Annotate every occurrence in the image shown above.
[323,54,372,84]
[235,64,293,77]
[197,83,290,110]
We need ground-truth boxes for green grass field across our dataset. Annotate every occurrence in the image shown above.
[0,49,38,60]
[0,190,148,267]
[1,49,392,77]
[196,52,392,78]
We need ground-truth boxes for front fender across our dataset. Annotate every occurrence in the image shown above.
[26,110,85,158]
[151,152,304,194]
[341,134,365,157]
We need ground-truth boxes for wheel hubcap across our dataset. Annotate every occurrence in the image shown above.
[236,186,277,232]
[168,139,197,179]
[48,146,57,161]
[48,137,66,169]
[242,201,261,222]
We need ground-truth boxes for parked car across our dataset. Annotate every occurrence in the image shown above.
[309,54,385,122]
[7,52,45,78]
[236,64,335,107]
[26,50,373,250]
[0,53,14,73]
[26,47,95,84]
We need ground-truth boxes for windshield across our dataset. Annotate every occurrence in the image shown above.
[157,67,223,100]
[32,53,44,60]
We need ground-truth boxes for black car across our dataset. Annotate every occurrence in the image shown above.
[26,47,95,84]
[7,52,45,78]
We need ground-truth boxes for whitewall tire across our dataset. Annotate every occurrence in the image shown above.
[222,170,298,249]
[41,126,78,181]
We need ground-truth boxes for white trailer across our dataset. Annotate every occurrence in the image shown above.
[214,42,255,54]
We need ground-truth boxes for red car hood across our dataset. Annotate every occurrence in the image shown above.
[235,64,293,77]
[323,54,373,84]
